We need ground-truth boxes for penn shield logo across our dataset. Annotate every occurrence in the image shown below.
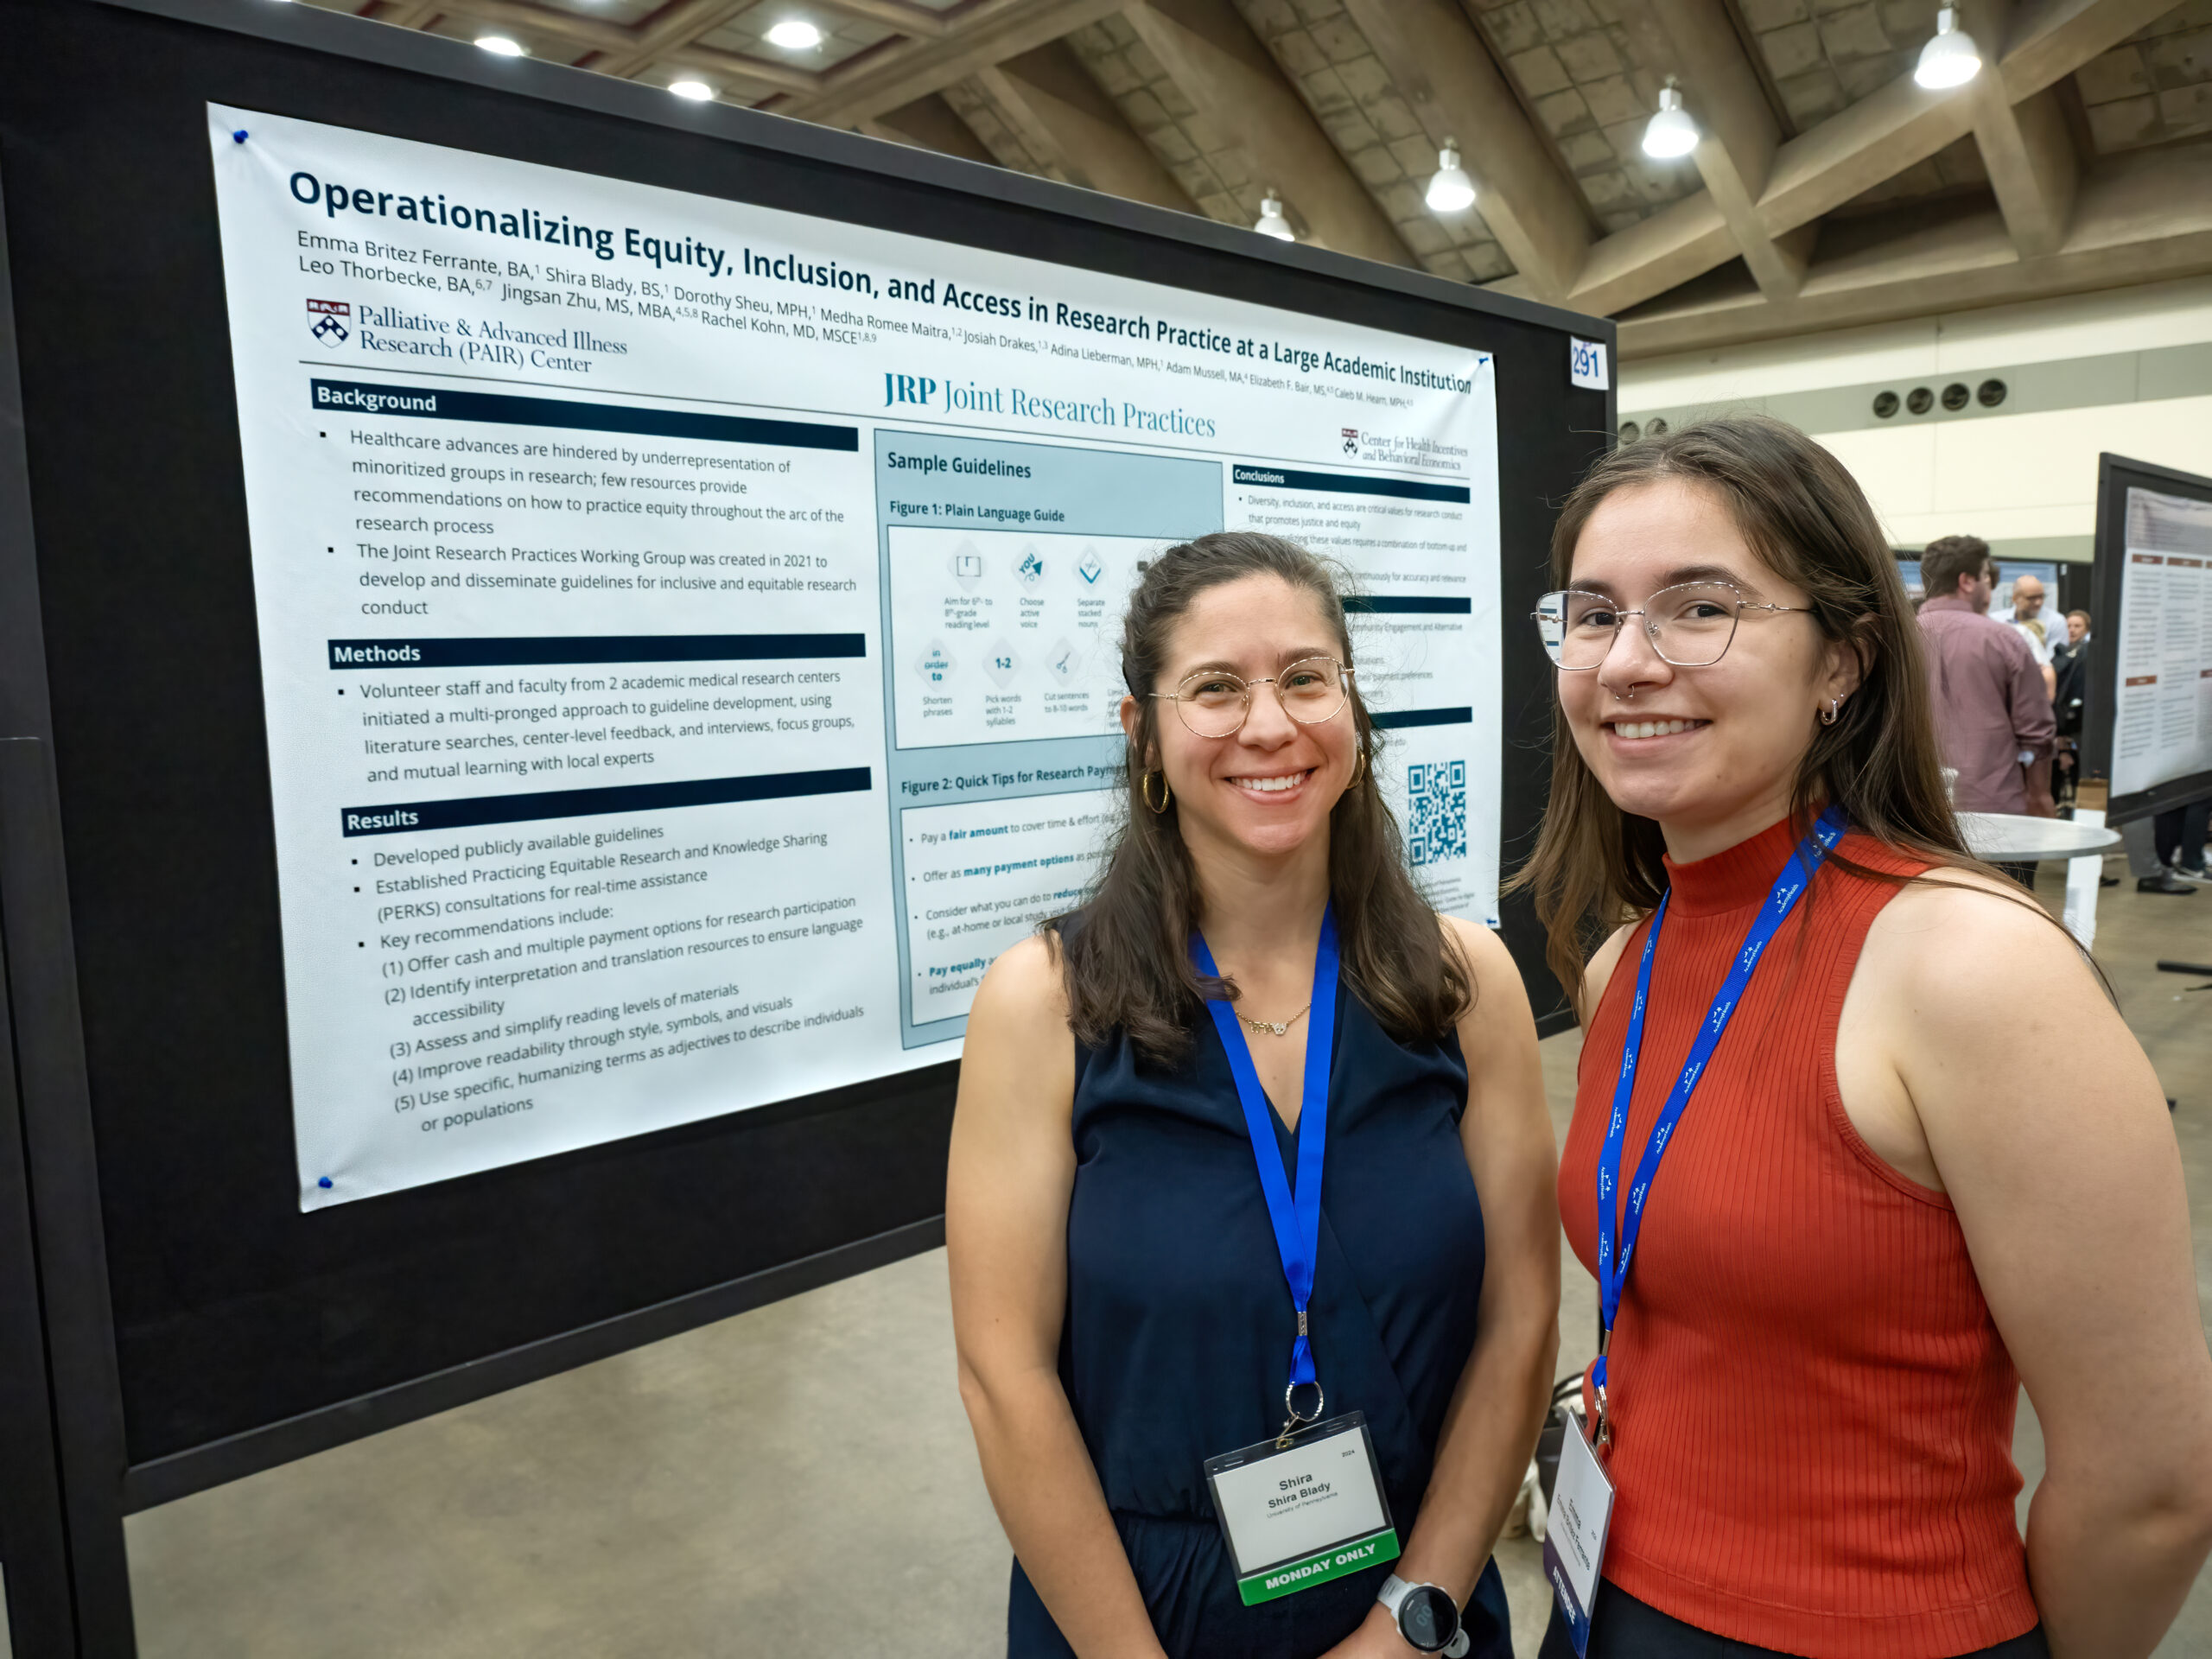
[308,298,350,345]
[1342,427,1359,454]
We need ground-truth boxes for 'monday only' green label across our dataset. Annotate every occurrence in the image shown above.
[1236,1528,1401,1605]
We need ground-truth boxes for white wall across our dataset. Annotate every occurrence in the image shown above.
[1619,278,2212,556]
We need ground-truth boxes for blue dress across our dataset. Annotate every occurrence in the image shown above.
[1007,976,1514,1657]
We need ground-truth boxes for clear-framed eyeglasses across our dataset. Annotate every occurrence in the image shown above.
[1532,581,1812,671]
[1150,656,1352,739]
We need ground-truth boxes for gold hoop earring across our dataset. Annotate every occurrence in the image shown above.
[1347,747,1368,788]
[1141,770,1172,814]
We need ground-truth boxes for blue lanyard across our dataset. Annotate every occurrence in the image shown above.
[1192,906,1340,1421]
[1592,809,1847,1419]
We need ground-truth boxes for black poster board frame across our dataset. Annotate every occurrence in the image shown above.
[0,3,1611,1650]
[2084,454,2212,825]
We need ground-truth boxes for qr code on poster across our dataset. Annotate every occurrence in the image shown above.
[1407,760,1466,867]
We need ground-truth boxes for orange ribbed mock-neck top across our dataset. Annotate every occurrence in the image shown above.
[1559,817,2038,1659]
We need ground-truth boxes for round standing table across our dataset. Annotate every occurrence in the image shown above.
[1955,812,2122,862]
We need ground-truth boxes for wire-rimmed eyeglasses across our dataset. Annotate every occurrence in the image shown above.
[1533,582,1811,670]
[1149,657,1352,739]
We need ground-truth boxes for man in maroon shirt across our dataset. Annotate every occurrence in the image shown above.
[1916,535,2056,817]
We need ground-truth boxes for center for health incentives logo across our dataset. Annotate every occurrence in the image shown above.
[308,299,351,346]
[1342,427,1359,455]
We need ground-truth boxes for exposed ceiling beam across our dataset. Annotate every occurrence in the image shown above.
[1972,85,2079,258]
[377,1,445,26]
[1614,0,1811,300]
[1338,0,1590,302]
[1567,190,1738,315]
[983,44,1199,212]
[1619,139,2212,356]
[863,92,1001,163]
[1122,0,1414,267]
[1963,0,2080,258]
[777,0,1128,126]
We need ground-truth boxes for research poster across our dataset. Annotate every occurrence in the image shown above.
[2111,486,2212,799]
[207,105,1502,1208]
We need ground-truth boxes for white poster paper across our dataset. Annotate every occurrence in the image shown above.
[205,104,1502,1207]
[2111,487,2212,798]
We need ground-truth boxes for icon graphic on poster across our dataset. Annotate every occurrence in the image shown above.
[308,298,350,344]
[1016,548,1046,586]
[983,639,1021,688]
[1046,639,1082,685]
[952,546,984,588]
[1077,549,1104,586]
[1343,427,1359,455]
[915,640,957,683]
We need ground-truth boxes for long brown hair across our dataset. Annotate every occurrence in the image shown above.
[1047,532,1471,1060]
[1510,416,1998,1003]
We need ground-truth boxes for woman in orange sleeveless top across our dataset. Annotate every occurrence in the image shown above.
[1515,417,2212,1659]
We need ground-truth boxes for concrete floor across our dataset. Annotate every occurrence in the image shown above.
[97,858,2212,1657]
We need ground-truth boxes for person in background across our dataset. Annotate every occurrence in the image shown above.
[1916,536,2056,841]
[1993,572,2059,700]
[2146,798,2209,889]
[2049,611,2090,807]
[1516,416,2212,1659]
[950,532,1560,1659]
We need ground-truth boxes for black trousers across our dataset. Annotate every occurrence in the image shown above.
[2152,799,2211,873]
[1538,1580,2050,1659]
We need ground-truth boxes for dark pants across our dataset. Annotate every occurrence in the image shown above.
[1538,1580,2050,1659]
[2152,799,2211,874]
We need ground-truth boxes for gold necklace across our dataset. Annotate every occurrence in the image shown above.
[1241,1004,1311,1039]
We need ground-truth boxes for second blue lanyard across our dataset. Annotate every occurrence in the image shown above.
[1594,808,1848,1412]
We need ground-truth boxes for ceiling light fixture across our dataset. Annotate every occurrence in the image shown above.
[1913,7,1982,87]
[669,79,715,100]
[1642,80,1699,158]
[1426,139,1477,214]
[1253,194,1295,242]
[765,19,823,50]
[475,35,526,56]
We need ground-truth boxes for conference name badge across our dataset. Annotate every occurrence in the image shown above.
[1541,1409,1615,1657]
[1203,1413,1400,1606]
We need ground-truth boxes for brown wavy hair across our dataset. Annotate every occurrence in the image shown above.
[1509,416,2010,1004]
[1046,532,1471,1060]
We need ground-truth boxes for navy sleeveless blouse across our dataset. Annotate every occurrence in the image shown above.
[1007,975,1514,1657]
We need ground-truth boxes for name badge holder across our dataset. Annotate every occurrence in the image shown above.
[1548,809,1847,1656]
[1192,909,1402,1606]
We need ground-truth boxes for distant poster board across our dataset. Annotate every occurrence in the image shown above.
[2086,455,2212,823]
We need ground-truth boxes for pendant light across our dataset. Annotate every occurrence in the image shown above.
[1426,140,1477,214]
[1253,194,1295,242]
[1913,7,1982,87]
[1642,79,1699,158]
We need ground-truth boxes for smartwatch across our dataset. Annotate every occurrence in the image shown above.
[1376,1573,1469,1656]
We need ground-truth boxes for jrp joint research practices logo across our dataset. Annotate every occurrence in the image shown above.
[308,299,350,346]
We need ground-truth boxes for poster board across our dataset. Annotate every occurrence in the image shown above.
[0,7,1608,1628]
[2086,454,2212,823]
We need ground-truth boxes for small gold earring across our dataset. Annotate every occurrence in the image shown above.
[1141,770,1172,814]
[1348,747,1368,788]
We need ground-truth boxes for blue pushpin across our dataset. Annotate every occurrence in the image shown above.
[232,130,249,144]
[318,1176,333,1189]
